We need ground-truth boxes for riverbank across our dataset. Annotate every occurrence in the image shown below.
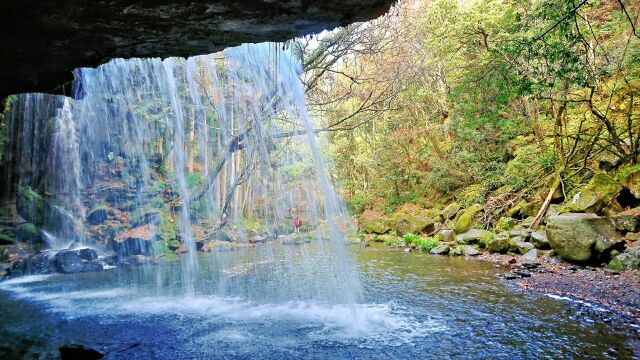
[479,252,640,323]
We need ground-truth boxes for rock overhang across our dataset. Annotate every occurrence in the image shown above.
[0,0,395,99]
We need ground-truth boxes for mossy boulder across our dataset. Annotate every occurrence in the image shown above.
[618,165,640,199]
[453,204,483,234]
[530,231,550,250]
[487,236,510,254]
[450,245,480,257]
[360,210,390,234]
[607,248,640,271]
[455,229,492,245]
[392,205,438,235]
[441,203,461,220]
[609,208,640,232]
[560,173,622,213]
[429,244,450,255]
[16,223,43,244]
[495,217,515,231]
[508,200,541,218]
[508,237,535,254]
[546,213,625,262]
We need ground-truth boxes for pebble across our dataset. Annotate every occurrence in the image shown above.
[503,272,518,280]
[514,269,531,278]
[522,262,540,270]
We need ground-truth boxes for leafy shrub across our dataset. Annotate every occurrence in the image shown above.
[414,236,440,252]
[402,233,421,246]
[402,233,440,251]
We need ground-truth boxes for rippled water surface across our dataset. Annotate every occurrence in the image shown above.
[0,243,638,359]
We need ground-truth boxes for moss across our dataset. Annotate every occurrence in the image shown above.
[478,232,497,248]
[360,210,391,234]
[17,186,48,225]
[453,204,483,234]
[560,173,622,213]
[495,217,515,231]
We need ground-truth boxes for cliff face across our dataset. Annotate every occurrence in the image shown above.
[0,0,394,98]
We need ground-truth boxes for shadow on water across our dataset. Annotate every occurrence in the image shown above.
[0,243,638,359]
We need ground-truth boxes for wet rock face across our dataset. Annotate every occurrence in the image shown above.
[0,0,394,98]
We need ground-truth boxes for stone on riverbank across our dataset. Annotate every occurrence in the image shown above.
[450,245,480,256]
[430,245,450,255]
[487,236,510,254]
[453,204,483,234]
[546,213,624,262]
[361,210,390,234]
[607,248,640,271]
[509,237,534,254]
[393,205,438,235]
[522,248,538,262]
[455,229,491,245]
[530,231,550,250]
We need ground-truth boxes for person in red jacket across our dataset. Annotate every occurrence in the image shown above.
[294,215,302,233]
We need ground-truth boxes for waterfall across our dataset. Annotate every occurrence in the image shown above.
[3,43,361,304]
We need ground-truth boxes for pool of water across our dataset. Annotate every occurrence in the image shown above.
[0,243,638,359]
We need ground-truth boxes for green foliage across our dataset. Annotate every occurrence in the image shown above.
[414,236,440,252]
[402,233,440,251]
[402,233,420,246]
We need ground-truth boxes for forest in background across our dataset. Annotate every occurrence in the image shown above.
[298,0,640,227]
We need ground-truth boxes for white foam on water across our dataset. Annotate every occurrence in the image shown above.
[0,274,54,286]
[545,294,609,312]
[115,295,443,347]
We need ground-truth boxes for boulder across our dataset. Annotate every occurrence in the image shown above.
[509,237,535,254]
[609,208,640,232]
[521,248,538,262]
[453,245,480,257]
[53,249,103,274]
[619,166,640,199]
[607,248,640,271]
[435,229,455,242]
[429,245,450,255]
[530,231,550,250]
[509,200,540,218]
[392,205,438,235]
[86,206,108,225]
[453,204,483,234]
[495,217,515,231]
[546,213,625,262]
[509,228,531,241]
[8,252,56,275]
[560,173,622,213]
[360,210,390,234]
[441,202,461,220]
[455,229,492,245]
[487,236,510,254]
[110,224,157,256]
